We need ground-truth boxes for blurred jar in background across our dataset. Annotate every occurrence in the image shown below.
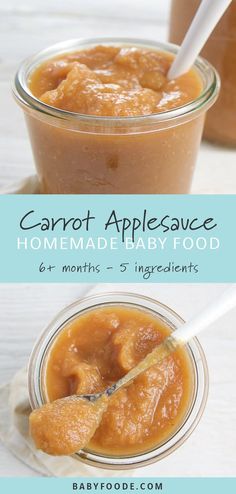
[169,0,236,147]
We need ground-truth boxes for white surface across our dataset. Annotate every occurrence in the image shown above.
[0,0,236,193]
[0,283,236,477]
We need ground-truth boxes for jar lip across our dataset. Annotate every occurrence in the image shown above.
[14,37,220,127]
[28,291,209,469]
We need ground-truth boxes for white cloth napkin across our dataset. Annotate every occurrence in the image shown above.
[0,368,134,477]
[0,284,150,477]
[0,175,39,194]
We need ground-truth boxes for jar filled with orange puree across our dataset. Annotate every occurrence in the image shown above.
[169,0,236,147]
[28,292,208,468]
[14,38,219,194]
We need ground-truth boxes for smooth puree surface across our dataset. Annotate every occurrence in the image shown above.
[29,46,202,116]
[42,306,193,456]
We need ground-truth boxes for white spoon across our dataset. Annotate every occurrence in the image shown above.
[168,0,232,80]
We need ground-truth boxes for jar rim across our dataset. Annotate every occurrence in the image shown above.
[14,37,220,129]
[28,291,209,470]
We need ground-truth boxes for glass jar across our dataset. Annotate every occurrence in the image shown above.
[169,0,236,147]
[14,38,219,194]
[28,292,209,470]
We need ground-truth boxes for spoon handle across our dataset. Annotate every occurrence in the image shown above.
[172,285,236,343]
[106,286,236,397]
[168,0,232,79]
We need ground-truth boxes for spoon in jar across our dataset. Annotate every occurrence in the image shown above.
[82,284,236,402]
[168,0,232,80]
[30,285,236,456]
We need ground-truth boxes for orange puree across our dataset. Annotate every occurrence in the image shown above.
[35,306,194,457]
[30,395,107,456]
[29,45,202,116]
